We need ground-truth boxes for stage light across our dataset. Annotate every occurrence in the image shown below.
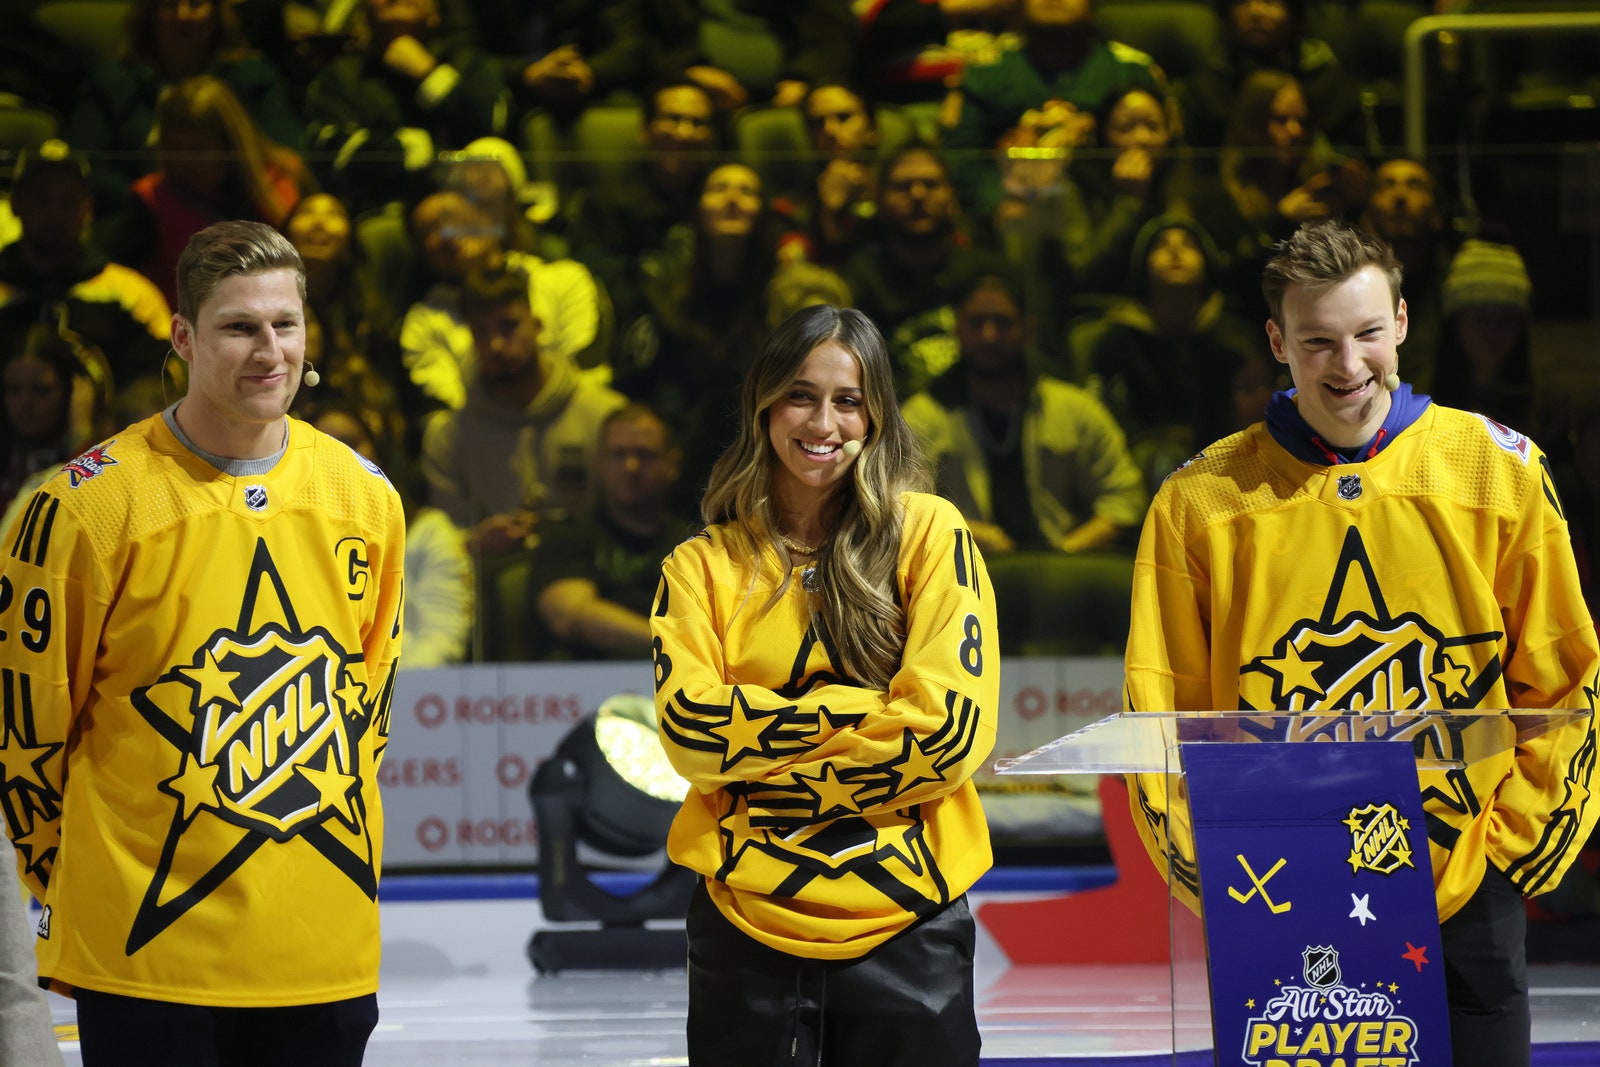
[526,693,696,973]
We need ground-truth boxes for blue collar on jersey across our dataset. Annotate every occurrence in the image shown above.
[1265,382,1432,465]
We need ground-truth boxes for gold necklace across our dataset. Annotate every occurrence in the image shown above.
[775,532,820,556]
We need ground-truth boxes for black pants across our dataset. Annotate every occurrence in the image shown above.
[685,882,981,1067]
[1440,862,1530,1067]
[75,988,378,1067]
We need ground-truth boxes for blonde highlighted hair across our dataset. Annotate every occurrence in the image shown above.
[1262,220,1403,327]
[702,305,931,690]
[175,219,306,323]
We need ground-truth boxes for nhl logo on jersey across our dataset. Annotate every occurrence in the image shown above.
[244,485,268,511]
[181,629,360,839]
[1336,474,1362,500]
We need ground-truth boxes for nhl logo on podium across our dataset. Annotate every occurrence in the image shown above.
[1344,801,1415,875]
[1302,945,1340,990]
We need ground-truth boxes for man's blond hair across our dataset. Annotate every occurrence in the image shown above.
[1262,220,1403,327]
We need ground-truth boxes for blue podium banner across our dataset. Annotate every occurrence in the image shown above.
[1184,740,1452,1067]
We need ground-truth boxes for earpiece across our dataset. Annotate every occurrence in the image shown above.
[303,362,321,387]
[841,439,862,458]
[1383,373,1400,392]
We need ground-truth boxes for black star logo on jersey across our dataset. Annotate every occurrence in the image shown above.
[125,539,381,956]
[1239,526,1503,717]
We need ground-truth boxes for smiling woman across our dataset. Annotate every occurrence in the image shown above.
[651,304,1000,1065]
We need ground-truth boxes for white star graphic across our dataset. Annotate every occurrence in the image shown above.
[1350,892,1376,926]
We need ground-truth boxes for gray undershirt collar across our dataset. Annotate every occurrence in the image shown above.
[163,402,288,476]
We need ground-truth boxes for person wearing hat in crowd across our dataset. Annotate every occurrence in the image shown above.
[1430,237,1537,434]
[0,140,172,390]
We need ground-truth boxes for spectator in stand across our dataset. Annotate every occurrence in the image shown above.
[471,0,650,123]
[494,403,696,662]
[1054,86,1194,295]
[1357,157,1451,390]
[1189,69,1367,313]
[791,82,882,269]
[842,144,1012,396]
[403,188,609,418]
[0,141,171,389]
[1070,215,1271,491]
[903,271,1147,557]
[440,138,563,263]
[282,192,402,386]
[615,163,797,510]
[860,0,1021,106]
[942,0,1166,219]
[106,75,311,311]
[0,326,108,520]
[288,309,413,473]
[902,271,1147,653]
[765,261,854,333]
[420,263,625,560]
[564,81,719,330]
[65,0,303,214]
[314,404,474,669]
[1180,0,1365,155]
[1430,238,1537,433]
[994,83,1192,347]
[304,0,507,214]
[646,0,860,110]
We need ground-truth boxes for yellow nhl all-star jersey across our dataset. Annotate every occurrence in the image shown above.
[1125,404,1600,922]
[652,492,997,959]
[0,413,405,1005]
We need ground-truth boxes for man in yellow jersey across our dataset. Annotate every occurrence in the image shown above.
[0,220,405,1065]
[1124,220,1599,1067]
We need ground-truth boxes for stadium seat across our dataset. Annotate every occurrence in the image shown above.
[29,0,132,65]
[1307,0,1430,151]
[352,203,417,313]
[1096,0,1225,85]
[0,95,59,158]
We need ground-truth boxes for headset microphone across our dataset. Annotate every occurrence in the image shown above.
[1383,373,1400,392]
[841,439,862,458]
[303,362,321,387]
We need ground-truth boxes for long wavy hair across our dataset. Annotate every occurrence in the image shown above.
[701,305,931,689]
[155,74,309,228]
[1221,70,1322,227]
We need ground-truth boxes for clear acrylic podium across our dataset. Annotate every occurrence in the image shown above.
[995,709,1589,1066]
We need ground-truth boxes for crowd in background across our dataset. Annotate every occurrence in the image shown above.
[0,0,1597,666]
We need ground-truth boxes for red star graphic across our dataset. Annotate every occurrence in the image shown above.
[1401,941,1430,971]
